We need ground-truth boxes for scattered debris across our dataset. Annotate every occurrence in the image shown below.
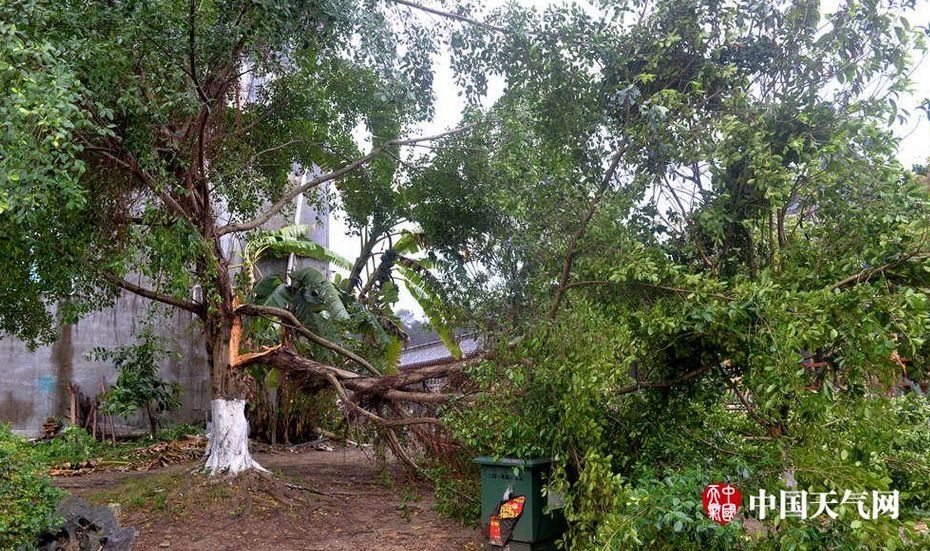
[287,437,335,453]
[50,435,207,476]
[41,418,63,440]
[125,435,206,471]
[49,460,100,477]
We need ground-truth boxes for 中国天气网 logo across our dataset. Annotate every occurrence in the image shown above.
[702,483,742,525]
[702,484,899,525]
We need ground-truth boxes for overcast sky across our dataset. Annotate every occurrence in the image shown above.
[328,0,930,317]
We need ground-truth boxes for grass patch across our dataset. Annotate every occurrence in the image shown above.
[89,471,186,514]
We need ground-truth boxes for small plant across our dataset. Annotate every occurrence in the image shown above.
[399,485,422,521]
[89,331,182,437]
[31,425,103,465]
[0,425,63,550]
[154,423,203,442]
[422,462,481,525]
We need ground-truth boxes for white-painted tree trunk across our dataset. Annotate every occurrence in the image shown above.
[204,398,267,475]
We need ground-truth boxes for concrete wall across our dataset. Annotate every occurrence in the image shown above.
[1,185,330,437]
[0,292,209,437]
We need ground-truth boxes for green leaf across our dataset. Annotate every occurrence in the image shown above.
[398,262,461,359]
[246,225,353,271]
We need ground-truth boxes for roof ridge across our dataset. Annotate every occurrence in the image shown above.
[401,331,479,352]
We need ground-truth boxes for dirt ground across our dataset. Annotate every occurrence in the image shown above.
[55,446,482,551]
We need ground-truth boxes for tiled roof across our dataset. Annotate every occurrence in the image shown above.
[398,334,482,370]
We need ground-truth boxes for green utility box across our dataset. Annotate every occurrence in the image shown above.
[474,457,566,550]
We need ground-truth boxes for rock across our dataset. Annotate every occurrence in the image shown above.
[57,496,118,535]
[159,541,171,548]
[83,532,103,551]
[103,527,138,551]
[30,496,137,551]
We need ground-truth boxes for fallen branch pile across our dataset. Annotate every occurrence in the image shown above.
[123,435,206,471]
[234,303,483,471]
[49,436,207,476]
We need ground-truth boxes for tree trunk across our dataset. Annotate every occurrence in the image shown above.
[203,306,266,475]
[204,398,266,475]
[145,402,157,438]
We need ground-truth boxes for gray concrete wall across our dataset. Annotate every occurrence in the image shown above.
[0,291,209,437]
[1,184,330,437]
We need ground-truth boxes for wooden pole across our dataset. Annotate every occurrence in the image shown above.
[104,379,116,444]
[69,384,77,426]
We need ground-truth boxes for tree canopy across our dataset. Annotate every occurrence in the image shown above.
[427,0,930,547]
[0,0,488,474]
[3,0,930,547]
[0,0,458,342]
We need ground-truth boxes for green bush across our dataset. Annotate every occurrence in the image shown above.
[445,308,930,550]
[30,425,103,466]
[0,425,63,550]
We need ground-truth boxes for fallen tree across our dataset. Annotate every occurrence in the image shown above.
[232,300,481,469]
[236,345,469,411]
[427,0,930,547]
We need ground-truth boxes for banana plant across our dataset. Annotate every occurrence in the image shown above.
[246,265,352,416]
[241,224,353,288]
[243,225,461,371]
[379,231,462,359]
[251,267,349,325]
[242,224,353,351]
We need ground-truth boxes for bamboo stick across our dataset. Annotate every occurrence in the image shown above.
[70,385,76,426]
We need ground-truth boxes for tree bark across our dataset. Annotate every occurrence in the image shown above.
[145,402,157,438]
[204,398,267,475]
[549,141,627,320]
[202,266,266,474]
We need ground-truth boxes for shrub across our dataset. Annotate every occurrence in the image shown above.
[0,425,63,550]
[30,425,103,466]
[89,331,182,437]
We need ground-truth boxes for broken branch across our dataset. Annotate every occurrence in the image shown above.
[616,363,714,396]
[237,303,381,376]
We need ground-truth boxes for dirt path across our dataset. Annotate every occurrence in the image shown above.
[55,446,482,550]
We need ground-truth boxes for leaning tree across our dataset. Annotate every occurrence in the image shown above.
[0,0,485,474]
